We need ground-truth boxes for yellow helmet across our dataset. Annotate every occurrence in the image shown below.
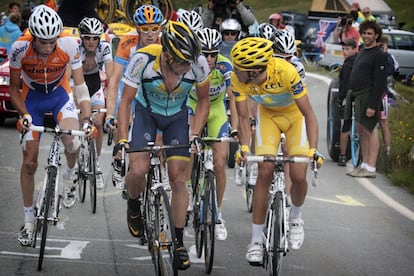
[230,37,274,70]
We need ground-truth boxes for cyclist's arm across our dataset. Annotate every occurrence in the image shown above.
[106,62,124,117]
[227,87,239,132]
[235,98,251,147]
[117,83,135,142]
[9,68,28,116]
[295,95,319,150]
[192,81,210,136]
[72,67,91,119]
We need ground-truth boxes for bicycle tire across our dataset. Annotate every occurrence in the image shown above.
[326,77,341,162]
[143,169,158,272]
[271,192,284,276]
[350,117,361,167]
[190,152,204,258]
[203,171,216,274]
[77,144,87,203]
[38,166,57,271]
[156,187,178,275]
[94,0,116,24]
[89,140,97,214]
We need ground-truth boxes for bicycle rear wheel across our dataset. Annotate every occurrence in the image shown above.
[89,140,97,214]
[38,166,57,271]
[203,171,216,274]
[191,153,204,258]
[270,192,285,276]
[155,187,178,275]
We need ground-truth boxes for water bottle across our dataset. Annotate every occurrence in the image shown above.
[234,161,245,186]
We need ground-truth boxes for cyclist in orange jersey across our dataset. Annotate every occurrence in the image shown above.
[9,5,92,246]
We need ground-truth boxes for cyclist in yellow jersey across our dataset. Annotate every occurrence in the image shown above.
[230,37,323,265]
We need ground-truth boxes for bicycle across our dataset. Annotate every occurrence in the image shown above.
[26,125,85,271]
[76,108,106,213]
[350,101,361,167]
[128,142,190,276]
[245,145,314,275]
[191,136,234,274]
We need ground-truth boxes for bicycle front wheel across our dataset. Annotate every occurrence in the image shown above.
[350,118,361,167]
[77,144,88,203]
[270,192,285,276]
[89,140,97,214]
[203,171,216,274]
[155,187,177,275]
[38,166,57,271]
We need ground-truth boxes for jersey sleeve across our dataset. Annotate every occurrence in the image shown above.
[59,37,83,71]
[217,56,233,88]
[194,55,210,86]
[230,72,248,102]
[122,52,148,89]
[100,41,113,63]
[284,63,308,100]
[8,40,28,70]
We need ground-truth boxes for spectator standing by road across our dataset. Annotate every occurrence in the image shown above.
[337,39,358,166]
[0,12,21,56]
[361,7,376,22]
[201,0,256,38]
[333,13,360,50]
[268,13,295,37]
[345,21,386,178]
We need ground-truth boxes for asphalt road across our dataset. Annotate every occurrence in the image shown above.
[0,74,413,276]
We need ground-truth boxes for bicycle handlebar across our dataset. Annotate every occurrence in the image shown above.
[245,156,309,163]
[76,108,107,114]
[127,143,190,153]
[29,125,86,137]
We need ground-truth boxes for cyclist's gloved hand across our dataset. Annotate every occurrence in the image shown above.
[17,113,32,132]
[104,114,116,132]
[190,134,202,153]
[238,144,250,163]
[309,148,324,168]
[113,139,128,160]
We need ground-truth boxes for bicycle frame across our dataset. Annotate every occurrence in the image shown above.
[350,102,361,167]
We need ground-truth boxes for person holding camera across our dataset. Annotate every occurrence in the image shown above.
[333,14,360,50]
[201,0,256,38]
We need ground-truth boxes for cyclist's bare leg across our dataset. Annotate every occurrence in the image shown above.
[60,117,81,168]
[168,158,189,228]
[93,103,105,156]
[289,162,308,207]
[213,142,228,210]
[282,143,292,196]
[252,161,274,224]
[21,140,39,208]
[125,152,150,199]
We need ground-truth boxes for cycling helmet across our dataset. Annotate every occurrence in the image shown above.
[230,37,274,69]
[196,28,222,51]
[268,13,282,21]
[78,17,103,35]
[219,18,241,32]
[161,21,201,63]
[273,30,297,57]
[133,5,164,26]
[177,10,204,32]
[257,23,277,41]
[29,4,62,39]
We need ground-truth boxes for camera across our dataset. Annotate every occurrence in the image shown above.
[340,17,353,26]
[213,0,228,5]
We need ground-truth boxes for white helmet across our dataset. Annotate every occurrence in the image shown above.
[29,5,63,39]
[79,17,103,35]
[273,30,296,57]
[178,10,204,32]
[196,28,222,51]
[219,18,241,32]
[257,23,277,41]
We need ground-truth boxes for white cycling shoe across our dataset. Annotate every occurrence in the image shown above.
[245,241,263,265]
[288,218,304,250]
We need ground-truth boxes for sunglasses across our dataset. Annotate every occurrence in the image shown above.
[81,35,100,41]
[223,31,237,36]
[139,25,161,34]
[203,51,218,58]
